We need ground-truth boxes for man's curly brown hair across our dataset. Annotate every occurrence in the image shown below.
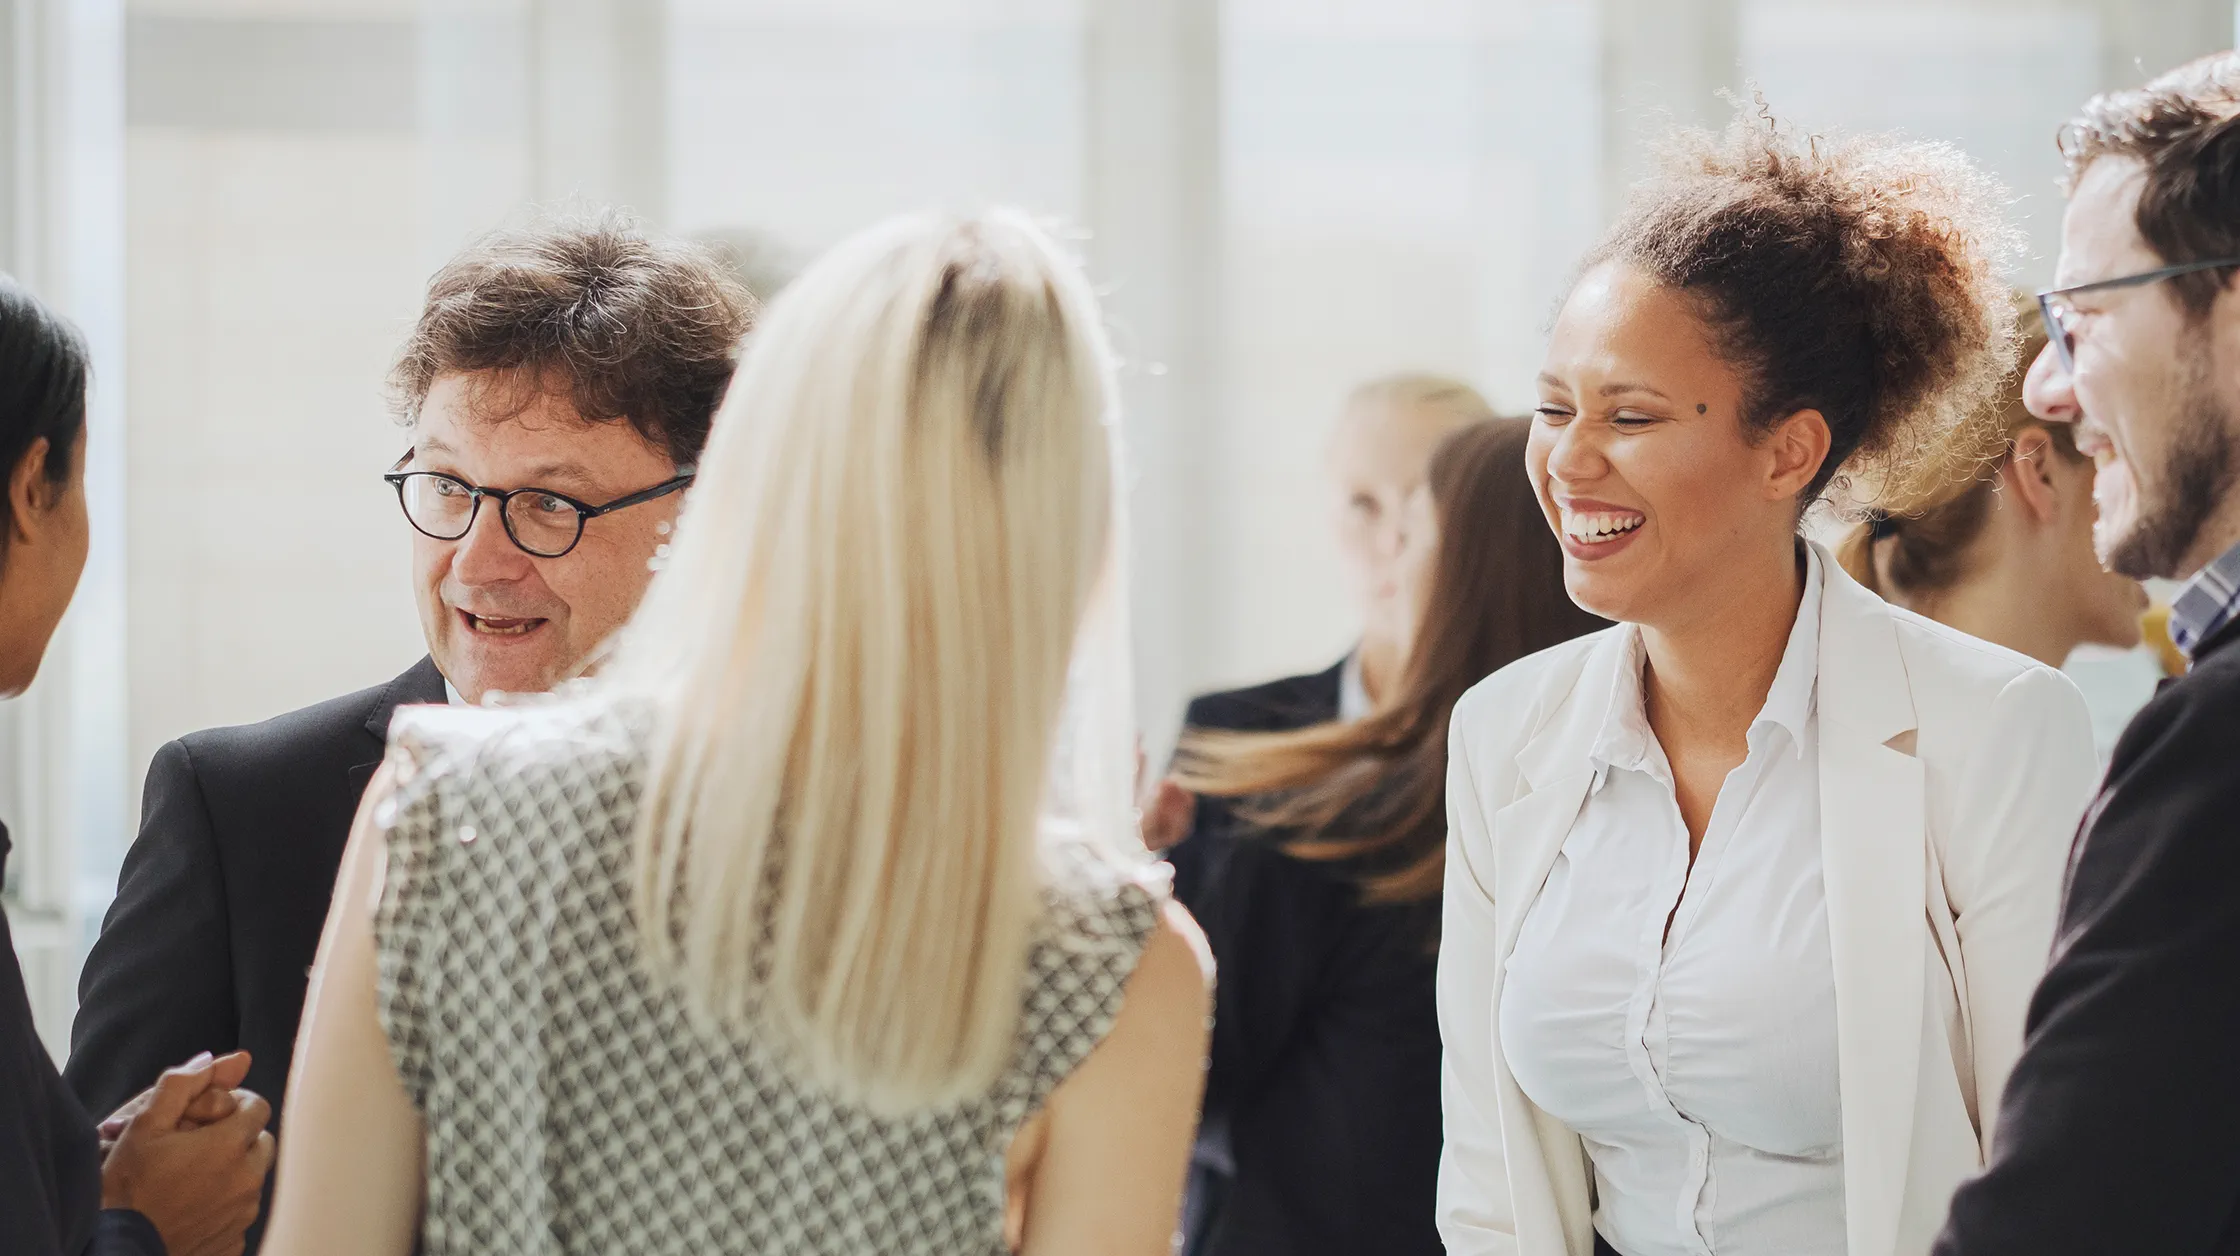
[1586,100,2023,512]
[389,210,759,467]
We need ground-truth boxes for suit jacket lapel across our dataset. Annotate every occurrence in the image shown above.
[346,656,450,795]
[1814,549,1928,1256]
[1497,629,1632,959]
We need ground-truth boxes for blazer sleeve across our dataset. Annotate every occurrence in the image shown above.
[66,739,238,1120]
[91,1209,168,1256]
[1938,666,2097,1148]
[1935,673,2240,1256]
[1436,711,1520,1255]
[1187,837,1348,1120]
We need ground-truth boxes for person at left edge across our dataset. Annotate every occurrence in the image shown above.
[0,273,274,1256]
[65,212,758,1254]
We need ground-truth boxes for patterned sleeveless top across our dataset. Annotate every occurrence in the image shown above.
[371,695,1165,1255]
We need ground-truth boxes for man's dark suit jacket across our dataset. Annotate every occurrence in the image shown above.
[1934,617,2240,1254]
[66,657,447,1253]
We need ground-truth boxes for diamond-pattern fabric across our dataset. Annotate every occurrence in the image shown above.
[371,696,1164,1255]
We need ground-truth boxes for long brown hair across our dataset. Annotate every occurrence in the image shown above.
[1173,417,1605,907]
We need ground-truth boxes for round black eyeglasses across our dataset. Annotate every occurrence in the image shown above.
[384,460,695,558]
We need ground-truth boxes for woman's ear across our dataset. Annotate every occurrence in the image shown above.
[1765,408,1833,500]
[2002,426,2061,526]
[9,436,55,545]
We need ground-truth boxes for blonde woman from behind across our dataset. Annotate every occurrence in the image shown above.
[261,210,1213,1256]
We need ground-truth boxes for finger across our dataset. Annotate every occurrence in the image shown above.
[181,1083,242,1126]
[131,1052,218,1132]
[246,1129,276,1178]
[209,1050,252,1091]
[102,1086,153,1133]
[211,1089,273,1149]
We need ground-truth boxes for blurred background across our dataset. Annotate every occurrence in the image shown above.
[3,0,2231,1046]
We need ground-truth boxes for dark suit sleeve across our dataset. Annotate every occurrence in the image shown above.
[1934,685,2240,1254]
[1183,836,1347,1118]
[92,1209,167,1256]
[66,740,237,1121]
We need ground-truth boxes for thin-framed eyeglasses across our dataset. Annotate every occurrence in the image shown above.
[2037,257,2240,375]
[383,453,695,559]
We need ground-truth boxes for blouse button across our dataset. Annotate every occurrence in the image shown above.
[457,824,478,845]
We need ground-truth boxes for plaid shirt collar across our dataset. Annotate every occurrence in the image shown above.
[2168,535,2240,660]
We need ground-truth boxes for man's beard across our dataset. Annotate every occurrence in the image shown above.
[2105,341,2240,581]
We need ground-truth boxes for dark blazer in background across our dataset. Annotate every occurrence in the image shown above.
[65,657,447,1254]
[1,822,165,1256]
[1933,617,2240,1255]
[1167,659,1345,909]
[1169,657,1443,1256]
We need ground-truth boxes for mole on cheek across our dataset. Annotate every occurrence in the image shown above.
[1696,403,1708,414]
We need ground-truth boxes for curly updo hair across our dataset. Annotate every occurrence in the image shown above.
[1585,101,2024,510]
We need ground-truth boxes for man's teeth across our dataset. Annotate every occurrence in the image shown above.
[1564,512,1645,541]
[468,614,539,635]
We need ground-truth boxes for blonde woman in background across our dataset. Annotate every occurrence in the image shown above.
[259,210,1212,1256]
[1838,307,2149,667]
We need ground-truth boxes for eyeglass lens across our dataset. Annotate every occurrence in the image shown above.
[503,491,588,556]
[396,474,585,557]
[2037,297,2074,374]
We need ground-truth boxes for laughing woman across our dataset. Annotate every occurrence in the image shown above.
[1437,111,2101,1256]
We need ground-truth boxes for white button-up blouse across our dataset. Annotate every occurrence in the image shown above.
[1499,552,1845,1256]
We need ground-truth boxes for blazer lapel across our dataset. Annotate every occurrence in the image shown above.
[347,656,451,795]
[1813,549,1928,1256]
[1496,629,1632,958]
[1484,628,1628,1255]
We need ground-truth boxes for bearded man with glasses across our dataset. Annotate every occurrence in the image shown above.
[65,212,756,1255]
[1934,51,2240,1256]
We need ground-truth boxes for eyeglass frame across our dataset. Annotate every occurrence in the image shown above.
[383,452,696,558]
[2037,256,2240,375]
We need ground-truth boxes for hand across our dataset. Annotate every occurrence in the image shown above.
[101,1054,277,1256]
[1134,736,1197,852]
[1139,777,1196,852]
[99,1051,252,1158]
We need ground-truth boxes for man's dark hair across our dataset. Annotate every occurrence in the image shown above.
[2062,52,2240,318]
[389,211,759,466]
[0,274,89,554]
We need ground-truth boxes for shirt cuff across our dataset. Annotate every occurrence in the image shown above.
[94,1207,167,1256]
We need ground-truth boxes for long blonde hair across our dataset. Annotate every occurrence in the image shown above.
[607,209,1137,1112]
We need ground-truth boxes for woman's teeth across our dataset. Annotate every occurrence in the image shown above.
[1564,512,1645,542]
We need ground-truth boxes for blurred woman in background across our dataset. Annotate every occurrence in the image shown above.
[1171,417,1605,1256]
[263,210,1211,1256]
[1837,308,2148,667]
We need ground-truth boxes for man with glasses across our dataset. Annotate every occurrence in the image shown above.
[66,212,755,1253]
[1934,52,2240,1256]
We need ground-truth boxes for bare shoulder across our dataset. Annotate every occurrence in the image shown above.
[1119,902,1213,1028]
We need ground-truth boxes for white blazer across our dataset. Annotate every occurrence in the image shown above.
[1437,545,2100,1256]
